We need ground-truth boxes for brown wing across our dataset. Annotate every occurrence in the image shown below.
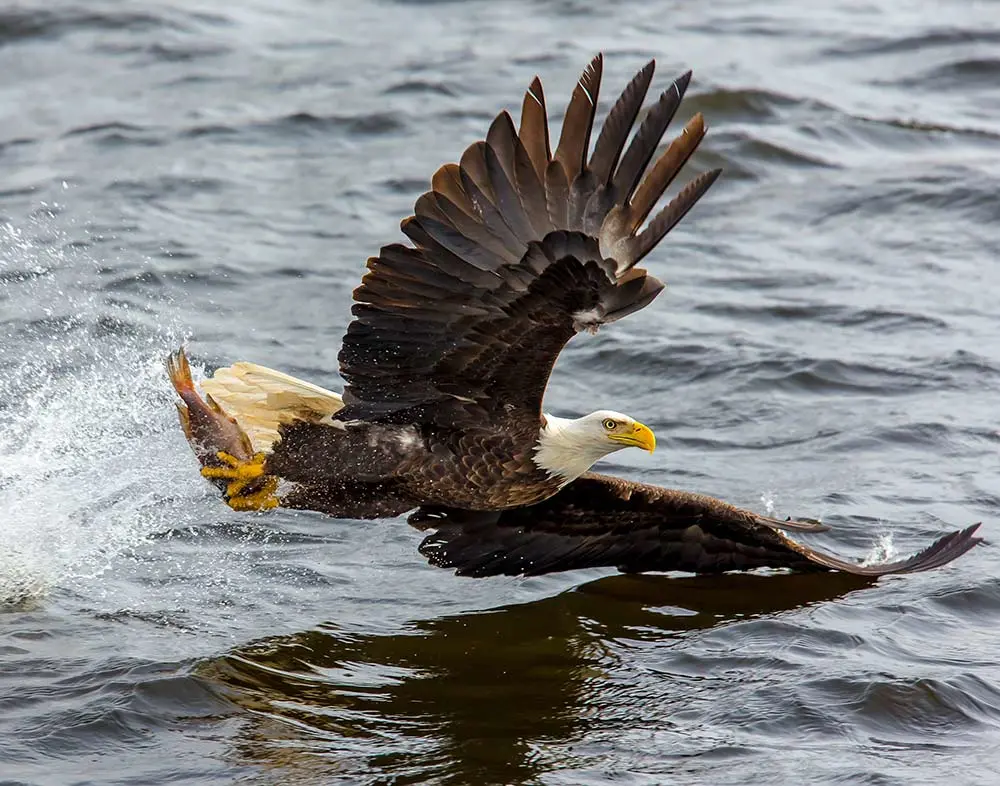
[411,473,983,578]
[336,54,720,426]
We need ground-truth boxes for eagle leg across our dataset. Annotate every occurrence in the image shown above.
[201,451,280,510]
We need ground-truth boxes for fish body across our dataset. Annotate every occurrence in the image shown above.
[166,349,255,487]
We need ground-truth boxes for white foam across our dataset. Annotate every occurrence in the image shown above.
[861,530,898,567]
[0,218,203,605]
[760,490,776,516]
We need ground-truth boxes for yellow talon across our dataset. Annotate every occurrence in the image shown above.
[200,452,280,511]
[201,451,267,495]
[227,476,280,511]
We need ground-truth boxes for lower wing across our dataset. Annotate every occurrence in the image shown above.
[410,473,983,578]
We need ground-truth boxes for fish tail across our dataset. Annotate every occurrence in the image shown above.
[166,348,199,442]
[166,347,206,448]
[166,347,197,402]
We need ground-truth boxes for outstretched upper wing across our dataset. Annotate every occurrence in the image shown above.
[337,55,720,425]
[411,473,983,577]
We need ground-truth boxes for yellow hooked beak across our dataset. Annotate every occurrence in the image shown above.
[609,421,656,453]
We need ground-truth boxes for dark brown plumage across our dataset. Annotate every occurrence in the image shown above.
[411,473,984,578]
[258,55,720,516]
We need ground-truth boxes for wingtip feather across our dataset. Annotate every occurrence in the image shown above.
[553,53,604,182]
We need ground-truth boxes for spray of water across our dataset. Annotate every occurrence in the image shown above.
[759,491,776,517]
[758,489,900,568]
[861,530,898,567]
[0,217,205,606]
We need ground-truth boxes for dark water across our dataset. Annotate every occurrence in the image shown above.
[1,1,999,783]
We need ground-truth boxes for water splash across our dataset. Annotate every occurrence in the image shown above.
[0,218,201,606]
[760,490,776,516]
[862,530,898,567]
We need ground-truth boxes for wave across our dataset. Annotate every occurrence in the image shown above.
[823,28,1000,58]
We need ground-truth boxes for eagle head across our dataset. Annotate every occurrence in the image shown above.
[534,410,656,485]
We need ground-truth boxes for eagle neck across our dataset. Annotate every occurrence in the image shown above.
[533,413,606,486]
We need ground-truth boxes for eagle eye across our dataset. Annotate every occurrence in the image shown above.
[603,419,617,431]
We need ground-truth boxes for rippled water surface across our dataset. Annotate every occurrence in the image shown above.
[2,1,1000,783]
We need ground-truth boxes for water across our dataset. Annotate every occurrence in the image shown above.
[1,1,999,783]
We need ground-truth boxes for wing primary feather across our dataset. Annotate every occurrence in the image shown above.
[484,125,537,243]
[485,111,519,180]
[399,218,508,280]
[553,53,603,182]
[629,167,722,265]
[374,244,480,291]
[790,523,983,576]
[458,140,499,203]
[567,169,599,231]
[545,159,570,228]
[511,124,553,237]
[420,192,516,265]
[628,113,707,233]
[519,76,551,183]
[612,70,693,205]
[588,59,656,184]
[457,153,528,256]
[759,515,831,534]
[430,163,476,217]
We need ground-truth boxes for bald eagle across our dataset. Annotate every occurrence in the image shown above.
[167,353,981,577]
[168,55,982,577]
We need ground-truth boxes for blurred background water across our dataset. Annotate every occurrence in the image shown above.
[1,1,1000,783]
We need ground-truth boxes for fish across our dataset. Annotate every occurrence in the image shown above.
[166,349,260,494]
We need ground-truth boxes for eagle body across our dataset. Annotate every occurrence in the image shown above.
[281,230,671,515]
[264,416,563,518]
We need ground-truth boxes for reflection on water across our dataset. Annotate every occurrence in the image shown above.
[198,572,875,784]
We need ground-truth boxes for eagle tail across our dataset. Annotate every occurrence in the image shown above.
[200,362,345,453]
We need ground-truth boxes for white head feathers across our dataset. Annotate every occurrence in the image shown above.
[533,410,656,485]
